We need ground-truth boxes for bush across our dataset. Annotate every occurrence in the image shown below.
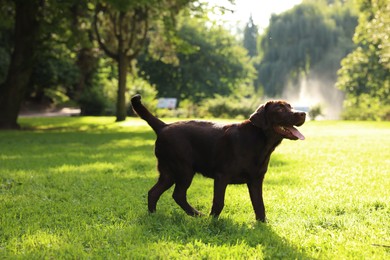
[308,104,324,120]
[128,76,158,116]
[156,99,201,118]
[200,95,257,119]
[44,87,71,106]
[341,94,390,121]
[177,99,198,118]
[78,85,108,116]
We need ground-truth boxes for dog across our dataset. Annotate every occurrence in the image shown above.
[131,94,305,221]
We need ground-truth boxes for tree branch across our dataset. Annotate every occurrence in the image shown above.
[126,7,149,59]
[128,10,149,60]
[126,9,138,55]
[93,6,118,60]
[109,11,119,39]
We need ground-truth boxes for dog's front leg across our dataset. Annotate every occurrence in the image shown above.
[247,180,266,222]
[210,176,228,218]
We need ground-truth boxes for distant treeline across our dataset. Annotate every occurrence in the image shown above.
[0,0,388,128]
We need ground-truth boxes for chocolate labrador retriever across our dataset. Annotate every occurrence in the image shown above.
[131,94,305,221]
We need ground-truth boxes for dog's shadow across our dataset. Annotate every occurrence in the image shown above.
[138,212,311,259]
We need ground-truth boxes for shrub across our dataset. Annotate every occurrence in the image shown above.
[341,94,390,121]
[128,76,158,116]
[156,99,194,118]
[200,95,257,119]
[78,85,108,116]
[308,104,324,120]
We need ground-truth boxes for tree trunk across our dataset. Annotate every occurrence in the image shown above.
[74,47,99,99]
[116,53,128,122]
[0,0,41,129]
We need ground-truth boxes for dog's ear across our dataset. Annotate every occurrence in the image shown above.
[249,102,270,129]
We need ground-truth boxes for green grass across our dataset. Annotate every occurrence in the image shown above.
[1,117,389,259]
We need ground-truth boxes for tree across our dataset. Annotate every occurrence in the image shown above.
[336,0,390,120]
[243,15,258,58]
[0,1,102,128]
[0,0,43,129]
[0,2,14,84]
[93,2,147,121]
[256,1,357,97]
[93,0,194,122]
[138,16,255,102]
[68,3,101,103]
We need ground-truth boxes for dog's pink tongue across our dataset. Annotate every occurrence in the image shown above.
[287,126,305,140]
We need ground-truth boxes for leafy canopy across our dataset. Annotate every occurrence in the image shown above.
[139,15,255,102]
[337,0,390,120]
[257,0,357,97]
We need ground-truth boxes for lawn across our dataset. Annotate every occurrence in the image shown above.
[0,117,389,259]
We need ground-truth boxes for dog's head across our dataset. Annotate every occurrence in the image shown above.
[249,100,306,140]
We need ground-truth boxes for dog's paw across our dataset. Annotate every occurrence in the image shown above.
[192,210,204,217]
[256,217,267,223]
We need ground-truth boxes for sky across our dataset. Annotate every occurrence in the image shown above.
[205,0,302,31]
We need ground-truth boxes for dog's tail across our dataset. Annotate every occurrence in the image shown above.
[131,94,166,135]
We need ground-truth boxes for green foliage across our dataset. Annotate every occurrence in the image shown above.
[336,0,390,120]
[257,0,357,96]
[200,95,257,119]
[30,48,80,102]
[76,59,158,116]
[243,15,258,58]
[341,94,390,121]
[0,0,97,110]
[308,104,323,120]
[78,85,108,116]
[44,88,71,106]
[174,99,198,118]
[76,58,116,116]
[138,15,256,102]
[0,118,389,258]
[0,6,13,84]
[128,74,158,116]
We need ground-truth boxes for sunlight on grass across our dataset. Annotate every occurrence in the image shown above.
[1,118,389,259]
[19,116,146,132]
[145,240,265,259]
[53,162,116,174]
[17,231,63,252]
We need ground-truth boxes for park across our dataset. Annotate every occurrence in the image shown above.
[0,0,389,259]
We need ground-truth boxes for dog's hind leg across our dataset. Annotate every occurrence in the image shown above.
[148,173,174,213]
[172,170,202,216]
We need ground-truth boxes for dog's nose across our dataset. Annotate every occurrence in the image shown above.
[295,112,306,121]
[298,112,306,118]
